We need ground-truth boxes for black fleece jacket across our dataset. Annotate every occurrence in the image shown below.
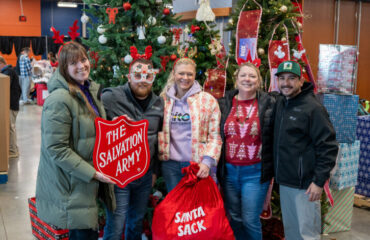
[273,82,338,189]
[217,89,275,184]
[1,65,21,111]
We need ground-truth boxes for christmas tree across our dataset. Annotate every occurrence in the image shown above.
[82,0,180,93]
[226,0,314,91]
[184,20,222,85]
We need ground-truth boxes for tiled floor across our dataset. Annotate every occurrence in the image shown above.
[0,104,369,240]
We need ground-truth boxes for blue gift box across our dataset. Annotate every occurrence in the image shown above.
[317,94,359,143]
[355,115,370,197]
[356,177,370,197]
[330,141,360,190]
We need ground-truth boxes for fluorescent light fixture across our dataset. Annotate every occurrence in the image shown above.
[57,2,78,8]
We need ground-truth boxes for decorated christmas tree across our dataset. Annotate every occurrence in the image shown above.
[226,0,315,91]
[82,0,180,93]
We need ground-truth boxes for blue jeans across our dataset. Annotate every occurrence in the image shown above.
[280,185,321,240]
[222,163,269,240]
[161,160,190,192]
[69,229,98,240]
[19,75,31,102]
[103,170,152,240]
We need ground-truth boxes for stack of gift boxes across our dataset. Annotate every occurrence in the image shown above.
[318,94,359,234]
[356,115,370,197]
[316,44,360,234]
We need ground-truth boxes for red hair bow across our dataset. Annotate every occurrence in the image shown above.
[130,46,153,60]
[237,50,261,67]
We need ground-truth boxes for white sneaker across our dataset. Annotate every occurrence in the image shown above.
[19,100,24,105]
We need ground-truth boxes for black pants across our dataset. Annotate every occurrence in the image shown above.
[69,229,98,240]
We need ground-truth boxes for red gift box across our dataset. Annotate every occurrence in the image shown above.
[28,197,69,240]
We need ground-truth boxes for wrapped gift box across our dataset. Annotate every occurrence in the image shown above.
[28,197,69,240]
[356,177,370,197]
[322,187,355,234]
[356,115,370,197]
[317,94,359,143]
[317,44,357,94]
[330,141,360,190]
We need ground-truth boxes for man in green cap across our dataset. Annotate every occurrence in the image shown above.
[273,60,338,239]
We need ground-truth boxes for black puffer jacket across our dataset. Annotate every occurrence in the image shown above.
[273,82,338,189]
[1,65,21,111]
[101,82,164,175]
[217,90,275,184]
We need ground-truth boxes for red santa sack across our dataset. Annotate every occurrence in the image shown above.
[152,162,234,240]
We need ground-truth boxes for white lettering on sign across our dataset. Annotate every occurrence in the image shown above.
[174,206,207,237]
[99,128,143,170]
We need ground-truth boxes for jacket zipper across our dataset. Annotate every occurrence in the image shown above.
[298,155,303,187]
[275,104,286,183]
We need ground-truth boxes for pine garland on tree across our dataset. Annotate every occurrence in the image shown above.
[185,19,222,86]
[82,0,180,93]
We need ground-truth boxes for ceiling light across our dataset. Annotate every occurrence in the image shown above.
[57,2,78,8]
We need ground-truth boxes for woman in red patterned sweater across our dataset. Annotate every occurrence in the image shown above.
[217,63,275,240]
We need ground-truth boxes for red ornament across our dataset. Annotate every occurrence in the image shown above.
[163,8,170,15]
[170,54,177,61]
[123,2,131,11]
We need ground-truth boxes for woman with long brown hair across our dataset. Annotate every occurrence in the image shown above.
[35,42,114,240]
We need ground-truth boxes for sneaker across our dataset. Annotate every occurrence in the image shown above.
[9,152,19,158]
[19,100,24,105]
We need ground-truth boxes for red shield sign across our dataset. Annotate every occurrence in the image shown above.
[93,116,150,188]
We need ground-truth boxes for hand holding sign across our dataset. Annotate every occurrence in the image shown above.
[93,116,150,188]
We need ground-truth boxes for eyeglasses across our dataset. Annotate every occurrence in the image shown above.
[128,68,159,84]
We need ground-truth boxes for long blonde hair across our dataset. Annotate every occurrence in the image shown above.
[160,58,196,97]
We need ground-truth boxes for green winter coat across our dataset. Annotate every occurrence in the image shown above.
[35,69,114,230]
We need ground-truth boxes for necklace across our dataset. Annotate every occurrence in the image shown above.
[235,94,256,125]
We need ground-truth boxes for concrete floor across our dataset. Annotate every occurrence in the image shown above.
[0,104,369,240]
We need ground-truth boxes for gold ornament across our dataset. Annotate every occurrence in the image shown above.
[297,22,302,30]
[122,27,126,31]
[107,67,111,71]
[228,18,234,25]
[302,68,306,73]
[281,37,287,41]
[280,5,288,13]
[258,48,265,55]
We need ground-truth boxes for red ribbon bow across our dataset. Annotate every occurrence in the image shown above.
[106,8,118,24]
[191,25,200,33]
[181,162,200,186]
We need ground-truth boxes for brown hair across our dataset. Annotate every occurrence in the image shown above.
[160,58,196,97]
[234,62,263,89]
[58,42,97,118]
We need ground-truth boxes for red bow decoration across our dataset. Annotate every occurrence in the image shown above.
[89,51,100,69]
[106,7,119,24]
[68,20,80,40]
[130,46,153,60]
[181,162,200,186]
[51,27,64,44]
[160,56,170,72]
[171,28,182,44]
[191,25,200,33]
[237,50,261,67]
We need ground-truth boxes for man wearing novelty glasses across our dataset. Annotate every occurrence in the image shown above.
[101,48,164,240]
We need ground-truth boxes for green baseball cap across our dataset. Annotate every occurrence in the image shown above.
[275,60,301,78]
